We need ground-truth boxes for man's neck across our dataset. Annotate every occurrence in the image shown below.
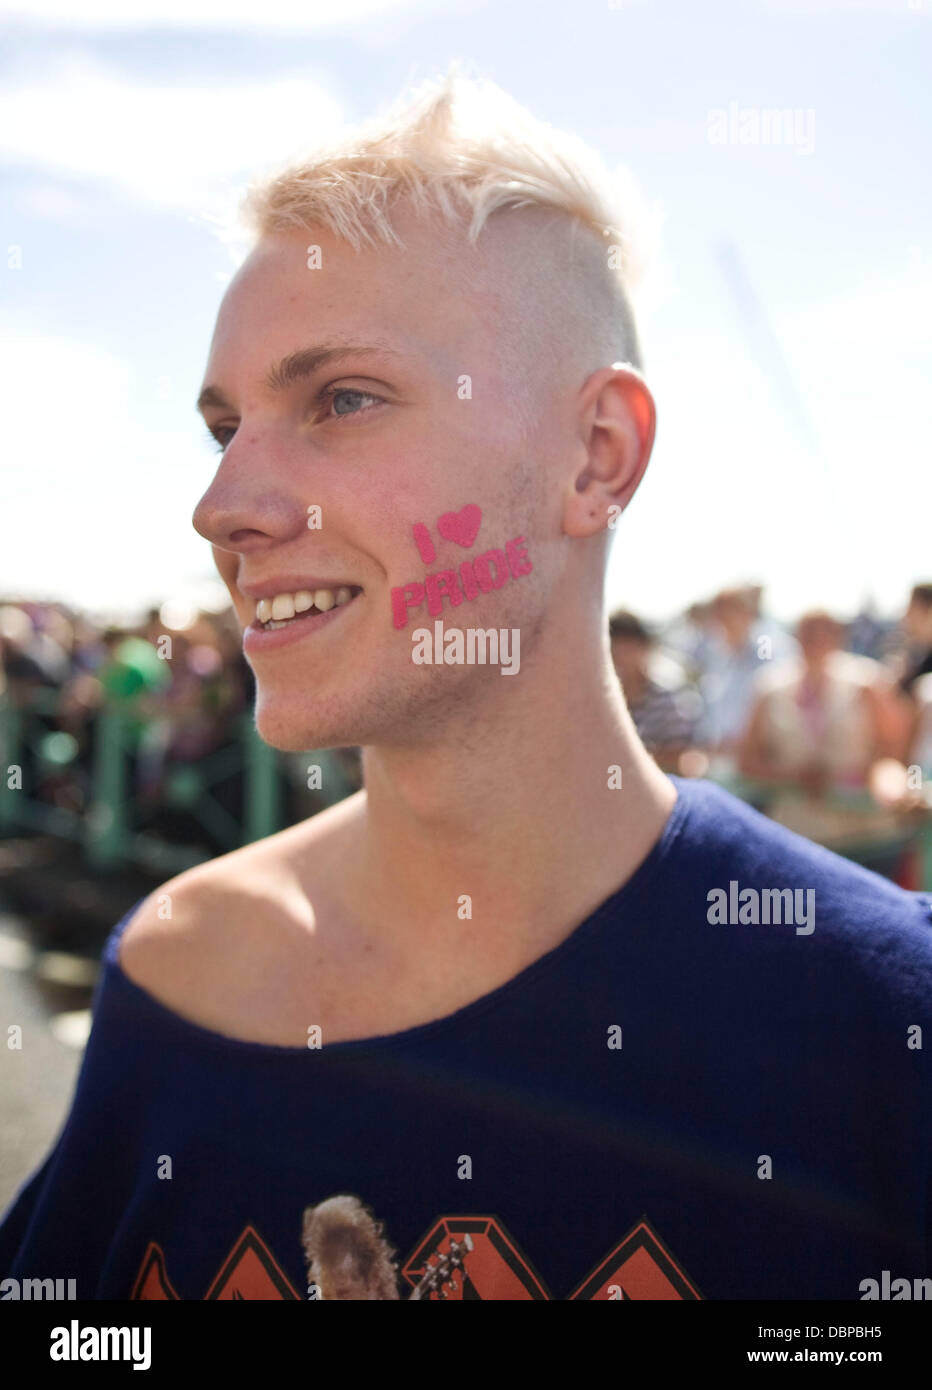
[334,646,677,962]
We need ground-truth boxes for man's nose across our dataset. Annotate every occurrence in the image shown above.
[192,433,309,551]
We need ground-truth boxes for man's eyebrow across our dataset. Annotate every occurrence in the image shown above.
[196,342,407,415]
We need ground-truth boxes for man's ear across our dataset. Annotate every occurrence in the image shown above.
[562,365,656,538]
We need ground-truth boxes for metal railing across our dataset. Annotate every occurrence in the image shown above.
[2,692,929,887]
[0,692,356,876]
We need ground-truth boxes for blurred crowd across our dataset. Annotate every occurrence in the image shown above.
[0,584,930,873]
[0,603,256,851]
[610,583,932,871]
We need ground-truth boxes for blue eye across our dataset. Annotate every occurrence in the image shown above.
[323,386,382,420]
[202,385,382,454]
[205,423,235,454]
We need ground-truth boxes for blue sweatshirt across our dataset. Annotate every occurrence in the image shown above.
[1,777,930,1300]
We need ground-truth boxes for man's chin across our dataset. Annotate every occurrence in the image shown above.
[253,706,350,753]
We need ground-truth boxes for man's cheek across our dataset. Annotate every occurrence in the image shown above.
[390,531,533,630]
[211,545,238,592]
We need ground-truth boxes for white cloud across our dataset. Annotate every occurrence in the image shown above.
[0,0,455,28]
[12,183,98,226]
[0,54,348,214]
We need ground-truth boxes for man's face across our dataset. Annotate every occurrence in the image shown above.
[193,206,561,751]
[713,595,753,645]
[904,598,932,646]
[796,615,841,664]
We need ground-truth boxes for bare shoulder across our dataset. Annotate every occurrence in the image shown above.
[117,790,365,1029]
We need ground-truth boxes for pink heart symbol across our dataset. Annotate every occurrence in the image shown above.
[436,504,482,549]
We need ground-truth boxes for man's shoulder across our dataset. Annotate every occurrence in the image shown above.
[672,778,932,985]
[117,790,364,1013]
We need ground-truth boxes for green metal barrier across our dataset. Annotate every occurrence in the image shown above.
[242,715,281,847]
[0,691,86,842]
[3,689,929,887]
[0,694,354,875]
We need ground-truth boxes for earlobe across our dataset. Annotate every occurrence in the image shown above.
[562,484,614,539]
[561,368,656,539]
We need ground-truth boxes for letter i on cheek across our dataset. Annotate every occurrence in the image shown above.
[412,523,435,566]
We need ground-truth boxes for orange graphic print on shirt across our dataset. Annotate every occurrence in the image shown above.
[131,1204,701,1301]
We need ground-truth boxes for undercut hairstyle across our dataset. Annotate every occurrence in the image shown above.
[238,61,653,378]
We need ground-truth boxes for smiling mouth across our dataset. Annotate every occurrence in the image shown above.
[254,585,362,631]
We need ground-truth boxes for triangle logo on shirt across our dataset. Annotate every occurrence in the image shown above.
[131,1212,700,1300]
[132,1225,300,1301]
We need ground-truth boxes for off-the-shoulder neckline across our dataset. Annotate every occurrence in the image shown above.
[101,778,692,1060]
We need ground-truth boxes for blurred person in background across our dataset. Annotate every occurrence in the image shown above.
[27,604,73,686]
[97,626,171,730]
[896,583,932,697]
[0,604,63,702]
[864,584,932,816]
[662,598,717,682]
[693,586,796,765]
[739,611,897,792]
[908,673,932,777]
[0,604,71,806]
[847,596,891,661]
[609,608,702,772]
[738,610,906,854]
[868,588,932,818]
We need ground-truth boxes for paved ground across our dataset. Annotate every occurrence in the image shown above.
[0,906,96,1212]
[0,837,162,1214]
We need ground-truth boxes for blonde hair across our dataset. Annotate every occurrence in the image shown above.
[239,61,653,374]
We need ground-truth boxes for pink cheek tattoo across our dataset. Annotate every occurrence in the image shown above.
[391,581,426,629]
[412,523,435,566]
[436,503,482,548]
[425,570,464,616]
[391,506,533,630]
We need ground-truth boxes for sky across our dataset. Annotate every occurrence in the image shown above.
[1,0,930,627]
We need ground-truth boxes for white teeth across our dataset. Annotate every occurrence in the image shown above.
[254,585,358,624]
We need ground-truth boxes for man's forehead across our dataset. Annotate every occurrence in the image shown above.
[199,205,561,413]
[221,207,526,317]
[201,225,508,399]
[211,217,465,347]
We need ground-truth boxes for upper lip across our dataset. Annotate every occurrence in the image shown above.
[239,577,362,601]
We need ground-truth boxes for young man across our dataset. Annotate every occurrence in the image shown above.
[1,69,930,1303]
